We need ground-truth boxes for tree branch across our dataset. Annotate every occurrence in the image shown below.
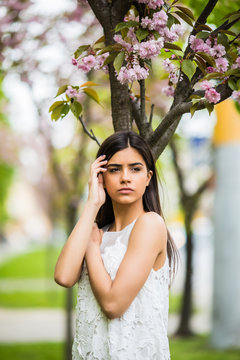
[192,0,219,36]
[78,115,101,147]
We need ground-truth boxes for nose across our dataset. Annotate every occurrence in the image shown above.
[120,168,131,183]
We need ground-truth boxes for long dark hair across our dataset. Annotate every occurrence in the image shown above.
[95,130,179,283]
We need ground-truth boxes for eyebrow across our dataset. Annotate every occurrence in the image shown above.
[107,162,144,168]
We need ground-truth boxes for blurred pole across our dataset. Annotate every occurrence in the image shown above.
[211,99,240,348]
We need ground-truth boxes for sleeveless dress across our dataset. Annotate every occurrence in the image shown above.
[72,218,171,360]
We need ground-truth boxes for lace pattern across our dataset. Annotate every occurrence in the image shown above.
[72,220,171,360]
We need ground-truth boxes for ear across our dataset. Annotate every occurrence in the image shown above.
[146,170,153,186]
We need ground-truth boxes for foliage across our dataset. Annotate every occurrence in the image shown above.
[0,337,240,360]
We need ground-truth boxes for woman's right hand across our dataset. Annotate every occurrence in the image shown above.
[87,155,108,208]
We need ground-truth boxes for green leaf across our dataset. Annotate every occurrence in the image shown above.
[224,68,240,77]
[55,85,68,98]
[153,31,160,40]
[190,102,199,117]
[219,29,236,37]
[98,45,114,55]
[136,28,149,42]
[204,72,223,80]
[49,101,64,113]
[228,14,240,23]
[113,51,125,73]
[94,35,105,44]
[51,103,66,121]
[175,6,195,20]
[83,88,100,104]
[70,101,82,118]
[204,101,214,116]
[74,45,90,59]
[167,14,175,29]
[80,81,98,87]
[115,21,139,32]
[195,24,212,32]
[196,52,216,67]
[174,10,193,27]
[103,52,118,66]
[93,42,105,50]
[61,104,70,118]
[181,59,196,80]
[196,32,210,39]
[190,94,202,99]
[222,10,240,21]
[164,42,183,51]
[228,79,238,91]
[193,58,206,75]
[218,33,229,50]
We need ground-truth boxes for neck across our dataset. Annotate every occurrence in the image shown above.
[110,199,146,232]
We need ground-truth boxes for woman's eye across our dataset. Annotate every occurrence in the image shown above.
[132,167,141,172]
[109,168,119,173]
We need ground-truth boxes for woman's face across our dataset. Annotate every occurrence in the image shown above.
[103,146,152,206]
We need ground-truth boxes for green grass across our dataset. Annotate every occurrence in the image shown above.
[0,289,77,308]
[0,246,62,278]
[0,337,239,360]
[170,335,240,359]
[0,342,64,360]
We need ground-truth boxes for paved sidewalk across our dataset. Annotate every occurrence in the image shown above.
[0,308,211,343]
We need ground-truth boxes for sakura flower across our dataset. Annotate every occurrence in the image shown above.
[114,34,133,52]
[138,38,164,59]
[152,10,168,31]
[210,44,226,58]
[66,86,78,98]
[82,55,96,68]
[163,58,177,73]
[94,52,109,70]
[162,85,175,96]
[205,88,221,103]
[200,80,212,91]
[232,90,240,104]
[72,58,78,66]
[215,57,229,73]
[138,0,164,9]
[189,35,211,54]
[117,65,149,84]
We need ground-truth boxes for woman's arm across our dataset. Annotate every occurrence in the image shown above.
[54,155,107,288]
[85,212,167,319]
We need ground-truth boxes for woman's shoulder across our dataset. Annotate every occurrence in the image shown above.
[136,211,166,228]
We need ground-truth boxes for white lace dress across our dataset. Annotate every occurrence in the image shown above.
[72,219,171,360]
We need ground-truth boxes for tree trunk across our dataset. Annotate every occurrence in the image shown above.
[175,214,194,336]
[64,201,79,360]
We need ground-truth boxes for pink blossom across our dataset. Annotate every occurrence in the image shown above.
[113,34,133,52]
[169,72,178,84]
[206,66,215,73]
[75,92,85,103]
[72,58,78,66]
[141,17,153,30]
[138,38,164,59]
[117,65,149,84]
[162,58,176,73]
[215,57,228,73]
[210,44,226,58]
[162,85,175,97]
[152,10,168,31]
[232,91,240,104]
[205,88,221,103]
[94,52,109,70]
[138,0,164,9]
[235,57,240,68]
[189,35,211,54]
[200,80,212,91]
[82,55,96,68]
[66,86,78,98]
[127,28,138,45]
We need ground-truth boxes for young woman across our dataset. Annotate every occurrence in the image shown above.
[54,130,178,360]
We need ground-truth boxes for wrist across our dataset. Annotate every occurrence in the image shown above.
[85,200,101,213]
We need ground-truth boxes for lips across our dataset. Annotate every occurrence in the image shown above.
[118,188,134,193]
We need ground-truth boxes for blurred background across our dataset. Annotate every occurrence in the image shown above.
[0,0,240,359]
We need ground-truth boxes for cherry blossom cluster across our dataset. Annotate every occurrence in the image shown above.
[73,0,185,85]
[200,80,221,104]
[66,86,85,103]
[72,52,109,73]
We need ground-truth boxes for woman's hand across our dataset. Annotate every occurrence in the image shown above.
[87,155,107,208]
